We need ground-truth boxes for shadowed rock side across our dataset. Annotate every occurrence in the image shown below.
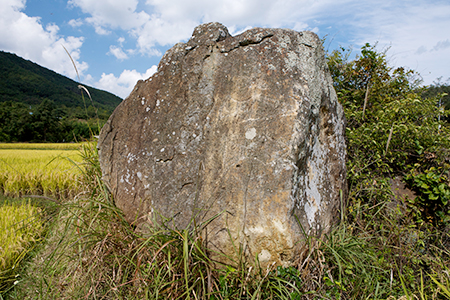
[98,22,347,267]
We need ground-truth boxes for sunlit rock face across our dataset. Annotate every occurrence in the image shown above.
[98,22,347,267]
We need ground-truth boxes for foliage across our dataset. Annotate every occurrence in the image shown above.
[0,100,105,142]
[406,166,450,225]
[422,76,450,112]
[327,43,450,216]
[321,43,450,298]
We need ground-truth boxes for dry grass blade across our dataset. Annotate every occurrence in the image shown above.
[62,45,100,133]
[62,44,80,82]
[385,123,394,156]
[78,85,92,101]
[362,81,370,119]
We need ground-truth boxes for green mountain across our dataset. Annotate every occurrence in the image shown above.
[0,51,122,142]
[0,50,122,116]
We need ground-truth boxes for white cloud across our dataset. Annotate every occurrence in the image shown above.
[133,17,197,53]
[432,39,450,52]
[108,45,129,60]
[228,25,253,36]
[68,0,150,34]
[137,0,332,48]
[68,18,84,28]
[292,22,309,32]
[94,66,157,98]
[68,0,332,56]
[0,0,88,79]
[345,0,450,84]
[3,0,449,94]
[61,0,450,89]
[415,46,427,55]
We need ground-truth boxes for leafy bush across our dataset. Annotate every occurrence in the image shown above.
[327,43,450,223]
[406,166,450,225]
[322,43,450,298]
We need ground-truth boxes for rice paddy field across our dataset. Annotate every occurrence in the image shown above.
[0,200,44,286]
[0,143,84,199]
[0,143,89,292]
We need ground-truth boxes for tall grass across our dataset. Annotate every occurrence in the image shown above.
[310,177,450,299]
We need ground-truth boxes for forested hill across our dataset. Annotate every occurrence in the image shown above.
[0,51,122,115]
[0,51,122,142]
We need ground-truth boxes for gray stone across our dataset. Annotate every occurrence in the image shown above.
[98,22,347,267]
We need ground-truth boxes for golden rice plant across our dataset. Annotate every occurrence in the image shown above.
[0,201,44,288]
[0,145,84,198]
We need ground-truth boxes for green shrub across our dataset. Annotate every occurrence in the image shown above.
[328,43,450,225]
[406,166,450,225]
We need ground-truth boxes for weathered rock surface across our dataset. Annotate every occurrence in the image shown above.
[98,22,347,266]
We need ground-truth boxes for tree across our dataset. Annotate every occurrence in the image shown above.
[0,101,33,142]
[30,98,60,142]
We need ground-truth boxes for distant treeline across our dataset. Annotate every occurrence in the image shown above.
[0,99,105,142]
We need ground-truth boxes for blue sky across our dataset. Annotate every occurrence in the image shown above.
[1,0,449,99]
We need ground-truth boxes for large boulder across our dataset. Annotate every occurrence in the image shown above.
[98,22,347,266]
